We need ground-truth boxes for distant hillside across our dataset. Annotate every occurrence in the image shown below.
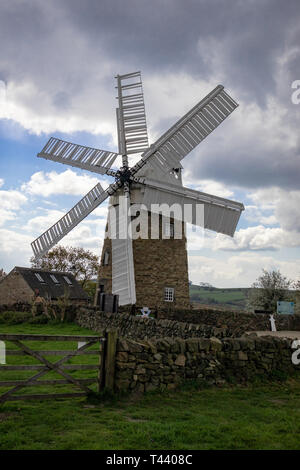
[189,284,250,310]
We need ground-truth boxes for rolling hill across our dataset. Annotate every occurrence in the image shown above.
[189,284,250,310]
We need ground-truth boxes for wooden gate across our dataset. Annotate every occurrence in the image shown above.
[0,332,116,404]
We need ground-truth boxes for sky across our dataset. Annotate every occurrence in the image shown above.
[0,0,299,287]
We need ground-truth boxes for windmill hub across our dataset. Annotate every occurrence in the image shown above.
[116,167,132,185]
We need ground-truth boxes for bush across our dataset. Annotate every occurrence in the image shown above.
[0,311,33,324]
[0,308,77,325]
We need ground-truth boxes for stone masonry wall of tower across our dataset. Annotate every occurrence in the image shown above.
[97,212,191,310]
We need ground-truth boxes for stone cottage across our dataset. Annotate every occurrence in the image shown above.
[0,266,90,306]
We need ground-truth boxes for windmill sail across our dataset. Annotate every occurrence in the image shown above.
[31,183,109,258]
[110,196,136,305]
[141,178,244,237]
[132,85,238,176]
[116,71,149,155]
[38,137,119,176]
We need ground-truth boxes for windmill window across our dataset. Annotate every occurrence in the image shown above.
[164,221,174,238]
[164,287,174,302]
[50,274,60,284]
[34,273,45,283]
[103,250,110,266]
[63,276,72,285]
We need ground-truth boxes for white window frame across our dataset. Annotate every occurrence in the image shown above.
[34,273,45,283]
[63,276,72,286]
[164,221,174,238]
[103,250,110,266]
[50,274,60,284]
[164,287,174,302]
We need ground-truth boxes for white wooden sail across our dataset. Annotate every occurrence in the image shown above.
[31,183,109,258]
[141,178,244,237]
[110,196,136,305]
[38,137,119,176]
[116,71,149,155]
[131,85,238,176]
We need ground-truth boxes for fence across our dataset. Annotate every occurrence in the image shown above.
[0,330,118,404]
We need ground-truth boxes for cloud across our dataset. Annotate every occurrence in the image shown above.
[21,169,102,197]
[213,225,300,251]
[188,252,300,288]
[25,209,66,234]
[243,205,278,226]
[186,219,300,252]
[0,0,299,193]
[186,179,234,199]
[248,187,300,233]
[0,188,27,210]
[0,228,33,255]
[0,188,28,227]
[60,223,104,256]
[0,209,17,226]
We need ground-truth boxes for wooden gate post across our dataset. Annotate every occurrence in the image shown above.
[103,329,118,391]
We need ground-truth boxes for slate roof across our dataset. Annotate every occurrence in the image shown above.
[13,266,90,301]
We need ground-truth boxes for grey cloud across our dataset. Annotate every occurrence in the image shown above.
[1,0,300,190]
[184,141,300,191]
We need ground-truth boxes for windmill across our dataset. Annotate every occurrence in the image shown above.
[31,71,244,308]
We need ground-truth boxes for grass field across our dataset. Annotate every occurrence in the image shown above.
[189,285,249,310]
[1,322,300,450]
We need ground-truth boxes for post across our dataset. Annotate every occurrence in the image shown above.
[103,329,118,391]
[98,338,105,392]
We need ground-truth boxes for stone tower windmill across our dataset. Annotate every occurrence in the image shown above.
[31,71,244,309]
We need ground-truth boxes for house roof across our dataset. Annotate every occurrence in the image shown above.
[12,266,90,300]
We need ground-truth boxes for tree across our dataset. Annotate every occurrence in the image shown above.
[292,279,300,314]
[30,246,99,288]
[247,269,292,312]
[0,269,6,281]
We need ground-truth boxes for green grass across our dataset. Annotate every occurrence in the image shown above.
[1,322,300,449]
[190,285,249,309]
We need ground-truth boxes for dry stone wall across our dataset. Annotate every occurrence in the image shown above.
[114,335,299,393]
[157,308,300,336]
[76,307,300,393]
[76,308,228,339]
[76,307,300,342]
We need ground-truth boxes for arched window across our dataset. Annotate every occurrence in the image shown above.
[103,250,110,266]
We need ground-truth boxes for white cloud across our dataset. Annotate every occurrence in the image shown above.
[21,169,102,197]
[92,204,109,218]
[144,72,218,142]
[186,222,300,253]
[60,224,104,256]
[275,191,300,232]
[214,225,300,251]
[0,208,17,227]
[243,205,278,226]
[0,229,33,255]
[183,178,234,199]
[248,188,300,232]
[25,209,65,234]
[0,189,28,227]
[0,189,27,210]
[188,252,300,288]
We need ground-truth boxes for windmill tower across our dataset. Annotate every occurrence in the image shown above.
[31,71,244,310]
